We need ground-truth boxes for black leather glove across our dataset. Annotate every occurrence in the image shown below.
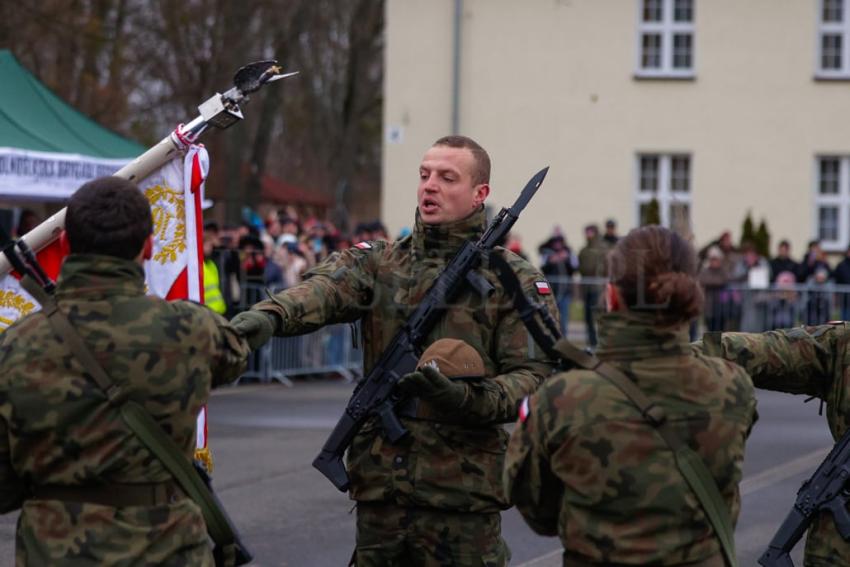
[229,310,277,350]
[397,363,468,412]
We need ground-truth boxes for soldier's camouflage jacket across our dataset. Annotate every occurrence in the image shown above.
[505,312,756,565]
[705,323,850,567]
[253,207,557,512]
[0,255,249,566]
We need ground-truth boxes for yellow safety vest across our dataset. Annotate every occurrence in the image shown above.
[203,259,227,314]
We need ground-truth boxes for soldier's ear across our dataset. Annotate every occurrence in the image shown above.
[473,183,490,207]
[142,235,153,261]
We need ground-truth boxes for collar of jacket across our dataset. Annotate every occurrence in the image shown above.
[411,206,485,261]
[594,311,691,361]
[55,254,146,299]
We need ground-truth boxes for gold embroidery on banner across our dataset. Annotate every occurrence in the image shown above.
[0,289,36,331]
[145,184,186,265]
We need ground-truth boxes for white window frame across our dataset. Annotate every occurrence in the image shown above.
[813,155,850,251]
[634,153,693,230]
[635,0,696,79]
[816,0,850,79]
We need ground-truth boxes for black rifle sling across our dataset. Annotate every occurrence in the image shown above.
[20,276,239,567]
[486,252,561,360]
[551,339,738,567]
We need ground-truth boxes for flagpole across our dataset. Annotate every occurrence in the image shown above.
[0,62,296,278]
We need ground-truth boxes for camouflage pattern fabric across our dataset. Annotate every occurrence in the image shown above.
[353,503,509,567]
[703,323,850,567]
[253,206,557,515]
[0,254,249,566]
[505,311,756,565]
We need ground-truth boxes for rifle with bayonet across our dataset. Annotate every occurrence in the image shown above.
[0,59,297,279]
[0,226,253,567]
[758,429,850,567]
[312,166,550,492]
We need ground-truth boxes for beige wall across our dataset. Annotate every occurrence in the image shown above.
[383,0,850,261]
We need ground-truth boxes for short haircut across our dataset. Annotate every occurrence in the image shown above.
[432,135,491,185]
[65,176,152,260]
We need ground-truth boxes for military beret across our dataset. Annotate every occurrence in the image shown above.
[418,338,485,379]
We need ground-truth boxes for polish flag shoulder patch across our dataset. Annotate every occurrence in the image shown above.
[534,281,551,295]
[355,241,372,250]
[518,396,531,423]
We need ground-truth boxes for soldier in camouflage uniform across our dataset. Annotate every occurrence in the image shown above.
[504,226,757,566]
[699,323,850,565]
[0,177,249,566]
[232,135,557,566]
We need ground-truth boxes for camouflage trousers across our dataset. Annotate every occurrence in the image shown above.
[352,503,510,567]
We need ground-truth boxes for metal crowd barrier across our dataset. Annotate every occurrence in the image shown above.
[545,276,850,334]
[240,323,363,385]
[699,282,850,332]
[229,277,850,384]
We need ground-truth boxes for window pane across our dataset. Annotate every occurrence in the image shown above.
[671,155,690,192]
[820,158,840,194]
[673,34,693,69]
[643,0,663,22]
[670,202,691,234]
[641,34,662,68]
[674,0,694,22]
[639,201,660,225]
[640,156,659,192]
[824,0,843,22]
[822,34,843,70]
[819,206,839,241]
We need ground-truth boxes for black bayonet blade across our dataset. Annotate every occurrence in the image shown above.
[509,166,549,216]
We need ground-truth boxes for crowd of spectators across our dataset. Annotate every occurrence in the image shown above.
[695,233,850,332]
[536,221,850,342]
[204,207,850,342]
[204,207,391,317]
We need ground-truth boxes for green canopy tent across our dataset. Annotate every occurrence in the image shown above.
[0,50,145,201]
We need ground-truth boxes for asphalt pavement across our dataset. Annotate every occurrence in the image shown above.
[0,379,835,566]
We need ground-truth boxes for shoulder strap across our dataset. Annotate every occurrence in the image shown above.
[552,339,738,567]
[33,284,240,566]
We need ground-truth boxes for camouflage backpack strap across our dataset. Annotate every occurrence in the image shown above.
[554,338,738,567]
[36,291,249,567]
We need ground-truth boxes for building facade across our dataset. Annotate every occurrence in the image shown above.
[382,0,850,261]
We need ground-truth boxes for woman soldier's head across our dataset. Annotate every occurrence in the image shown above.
[606,225,703,326]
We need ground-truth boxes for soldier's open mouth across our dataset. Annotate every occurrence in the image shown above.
[421,199,439,213]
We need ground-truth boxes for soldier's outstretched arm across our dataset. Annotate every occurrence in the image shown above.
[503,383,562,536]
[207,313,252,388]
[697,326,838,398]
[174,302,251,387]
[248,245,379,337]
